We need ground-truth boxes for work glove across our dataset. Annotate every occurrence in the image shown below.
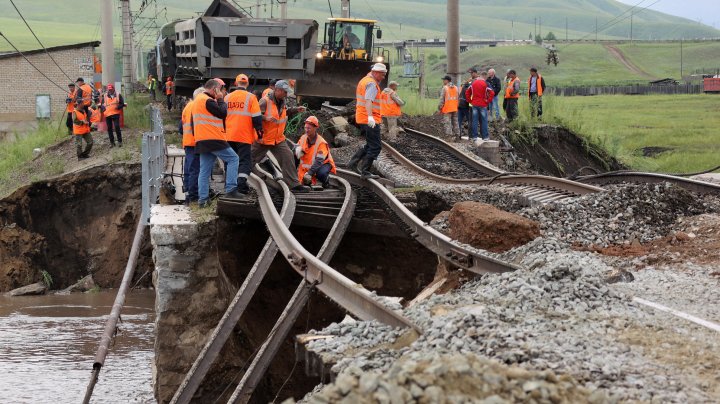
[294,145,304,160]
[367,116,376,128]
[302,174,312,185]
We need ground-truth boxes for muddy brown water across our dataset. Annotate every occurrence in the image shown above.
[0,290,155,403]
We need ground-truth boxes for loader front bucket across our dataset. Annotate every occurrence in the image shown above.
[295,58,388,105]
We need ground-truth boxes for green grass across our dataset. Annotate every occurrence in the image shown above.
[123,94,151,130]
[540,94,720,174]
[616,41,720,79]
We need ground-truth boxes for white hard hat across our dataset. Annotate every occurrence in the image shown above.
[371,63,388,73]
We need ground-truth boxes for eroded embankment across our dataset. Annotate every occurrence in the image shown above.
[0,163,153,292]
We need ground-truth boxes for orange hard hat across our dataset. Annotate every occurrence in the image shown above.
[305,116,319,127]
[235,74,249,84]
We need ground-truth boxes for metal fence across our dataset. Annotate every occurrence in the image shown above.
[141,106,165,222]
[550,84,704,96]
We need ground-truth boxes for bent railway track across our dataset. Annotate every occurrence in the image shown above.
[576,171,720,195]
[172,173,417,404]
[381,128,603,204]
[337,168,521,275]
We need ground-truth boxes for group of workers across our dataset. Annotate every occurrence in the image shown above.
[438,67,545,142]
[65,77,127,160]
[180,62,393,207]
[147,74,175,111]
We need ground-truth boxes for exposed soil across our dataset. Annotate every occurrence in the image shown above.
[605,44,655,79]
[448,202,541,253]
[0,163,153,292]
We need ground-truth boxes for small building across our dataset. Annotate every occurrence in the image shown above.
[0,41,99,124]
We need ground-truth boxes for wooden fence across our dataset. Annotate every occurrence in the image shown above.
[550,84,704,96]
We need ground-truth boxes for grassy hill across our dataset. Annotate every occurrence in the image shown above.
[1,0,718,53]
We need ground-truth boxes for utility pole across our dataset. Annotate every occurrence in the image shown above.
[680,38,683,79]
[100,0,115,86]
[511,20,514,42]
[534,17,537,38]
[418,52,425,98]
[279,0,287,19]
[630,12,633,42]
[565,17,568,41]
[446,0,460,85]
[341,0,350,18]
[539,16,542,40]
[121,0,133,93]
[595,17,598,42]
[255,0,261,17]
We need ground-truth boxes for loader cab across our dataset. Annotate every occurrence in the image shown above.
[321,18,380,61]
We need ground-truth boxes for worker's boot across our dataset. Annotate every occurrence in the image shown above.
[346,148,365,172]
[359,158,379,179]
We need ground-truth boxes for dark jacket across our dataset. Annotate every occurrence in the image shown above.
[486,76,502,99]
[458,82,472,109]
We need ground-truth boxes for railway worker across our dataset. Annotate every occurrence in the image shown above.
[147,74,158,101]
[347,62,387,179]
[504,70,521,122]
[261,79,276,99]
[193,78,244,207]
[342,25,361,49]
[438,75,460,139]
[528,67,545,118]
[65,83,76,136]
[458,76,473,139]
[380,81,404,142]
[486,68,502,121]
[165,76,174,111]
[465,71,494,142]
[225,73,263,196]
[253,79,310,193]
[100,84,127,147]
[75,77,94,111]
[295,116,336,188]
[72,99,93,160]
[181,87,205,206]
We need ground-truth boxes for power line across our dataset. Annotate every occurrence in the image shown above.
[361,0,401,40]
[0,32,68,92]
[9,0,74,83]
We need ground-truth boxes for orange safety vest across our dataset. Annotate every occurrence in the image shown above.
[73,110,90,135]
[259,98,288,145]
[66,89,76,113]
[261,87,273,99]
[165,80,174,95]
[192,93,226,142]
[505,77,520,99]
[380,91,402,117]
[297,134,336,183]
[102,94,122,116]
[79,83,93,107]
[182,100,195,147]
[441,85,459,113]
[528,74,543,96]
[225,89,261,144]
[355,74,382,124]
[89,107,102,123]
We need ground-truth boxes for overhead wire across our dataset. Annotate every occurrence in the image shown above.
[9,0,75,82]
[361,0,400,40]
[0,32,67,92]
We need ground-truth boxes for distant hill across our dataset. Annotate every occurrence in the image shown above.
[1,0,718,52]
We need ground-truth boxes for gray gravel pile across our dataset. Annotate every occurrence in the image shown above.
[306,320,403,362]
[304,353,601,404]
[519,182,718,247]
[303,246,719,402]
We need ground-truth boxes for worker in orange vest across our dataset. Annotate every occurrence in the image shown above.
[101,84,127,147]
[72,99,93,160]
[438,75,460,138]
[504,69,521,122]
[165,76,174,111]
[193,78,244,207]
[294,115,336,188]
[380,80,404,142]
[225,73,263,195]
[261,79,276,99]
[528,67,545,118]
[253,80,309,193]
[65,83,76,135]
[181,87,205,205]
[347,63,387,178]
[75,77,94,111]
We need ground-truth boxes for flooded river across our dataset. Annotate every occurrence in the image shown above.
[0,290,155,403]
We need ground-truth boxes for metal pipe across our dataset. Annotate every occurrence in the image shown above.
[82,218,146,404]
[446,0,460,85]
[101,0,115,85]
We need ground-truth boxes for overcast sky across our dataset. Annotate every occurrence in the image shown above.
[616,0,719,27]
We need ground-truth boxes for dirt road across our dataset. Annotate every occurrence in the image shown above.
[604,44,656,79]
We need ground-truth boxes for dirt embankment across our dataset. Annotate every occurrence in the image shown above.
[0,163,153,292]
